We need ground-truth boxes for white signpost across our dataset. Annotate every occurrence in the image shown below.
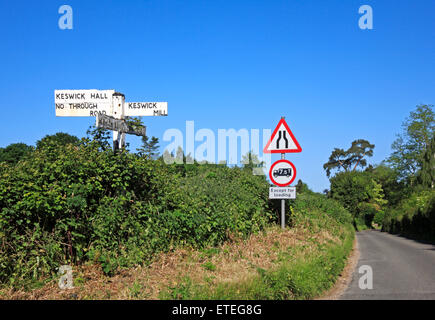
[55,89,167,151]
[125,102,168,117]
[55,89,115,117]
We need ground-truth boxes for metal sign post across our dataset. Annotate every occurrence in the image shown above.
[281,152,285,229]
[280,116,287,230]
[265,116,302,230]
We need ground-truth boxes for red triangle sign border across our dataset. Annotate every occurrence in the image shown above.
[263,118,302,154]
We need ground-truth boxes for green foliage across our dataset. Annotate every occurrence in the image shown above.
[382,190,435,241]
[369,164,406,207]
[387,104,434,182]
[241,151,264,175]
[86,125,111,151]
[202,261,217,271]
[0,142,274,286]
[329,171,373,213]
[137,135,160,159]
[36,132,80,150]
[289,192,352,226]
[295,179,313,194]
[418,133,435,188]
[373,210,385,226]
[329,171,388,228]
[0,143,34,165]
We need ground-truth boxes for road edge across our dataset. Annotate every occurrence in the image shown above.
[315,232,360,300]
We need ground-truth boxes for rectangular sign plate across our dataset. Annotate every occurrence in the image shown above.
[55,89,115,117]
[124,102,168,116]
[96,114,146,137]
[269,187,296,199]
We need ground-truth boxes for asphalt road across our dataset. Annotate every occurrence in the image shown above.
[340,230,435,300]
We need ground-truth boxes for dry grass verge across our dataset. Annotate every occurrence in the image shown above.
[0,221,352,300]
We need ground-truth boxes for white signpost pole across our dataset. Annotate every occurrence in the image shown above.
[112,92,126,152]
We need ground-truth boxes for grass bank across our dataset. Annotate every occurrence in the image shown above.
[0,194,354,300]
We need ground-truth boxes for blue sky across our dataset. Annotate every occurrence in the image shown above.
[0,0,434,192]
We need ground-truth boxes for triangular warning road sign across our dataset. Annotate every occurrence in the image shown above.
[263,118,302,153]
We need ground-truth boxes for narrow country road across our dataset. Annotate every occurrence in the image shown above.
[340,230,435,300]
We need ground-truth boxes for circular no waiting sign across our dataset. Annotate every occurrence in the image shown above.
[269,159,297,187]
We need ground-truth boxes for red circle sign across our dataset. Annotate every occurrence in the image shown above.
[269,160,297,187]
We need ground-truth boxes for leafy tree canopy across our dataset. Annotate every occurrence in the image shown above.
[241,151,264,175]
[86,125,111,151]
[323,139,375,177]
[387,104,435,182]
[0,143,34,165]
[137,135,160,159]
[36,132,80,149]
[418,132,435,188]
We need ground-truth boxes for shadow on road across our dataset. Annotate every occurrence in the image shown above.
[378,229,435,246]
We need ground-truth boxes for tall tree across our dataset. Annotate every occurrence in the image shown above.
[418,132,435,188]
[323,139,375,177]
[387,104,435,182]
[241,150,264,174]
[347,139,375,171]
[137,136,160,159]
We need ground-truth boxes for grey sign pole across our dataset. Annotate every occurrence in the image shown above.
[281,152,286,229]
[281,116,286,229]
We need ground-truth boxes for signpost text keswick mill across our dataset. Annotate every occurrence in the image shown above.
[54,89,168,151]
[264,117,302,229]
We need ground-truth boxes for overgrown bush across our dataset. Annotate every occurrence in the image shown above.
[382,190,435,241]
[289,192,352,226]
[328,171,388,229]
[0,141,273,286]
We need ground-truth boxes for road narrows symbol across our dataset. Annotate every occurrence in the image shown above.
[276,130,289,149]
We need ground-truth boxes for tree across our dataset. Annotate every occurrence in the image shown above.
[241,151,264,175]
[161,149,174,164]
[347,139,375,171]
[137,136,160,159]
[329,171,374,214]
[369,164,406,207]
[418,132,435,188]
[176,146,185,164]
[86,125,111,151]
[36,132,80,149]
[387,104,435,182]
[124,117,146,136]
[295,179,312,194]
[323,139,375,177]
[0,143,34,165]
[329,170,387,228]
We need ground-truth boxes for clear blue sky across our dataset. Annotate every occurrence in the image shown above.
[0,0,434,192]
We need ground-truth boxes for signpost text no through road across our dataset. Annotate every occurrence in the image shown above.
[55,89,167,151]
